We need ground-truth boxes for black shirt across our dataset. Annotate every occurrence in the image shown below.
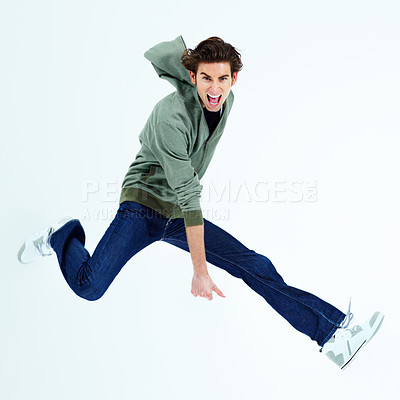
[203,105,223,140]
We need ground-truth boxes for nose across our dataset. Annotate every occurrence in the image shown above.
[209,81,220,95]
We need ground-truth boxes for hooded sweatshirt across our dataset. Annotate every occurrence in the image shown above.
[119,35,235,227]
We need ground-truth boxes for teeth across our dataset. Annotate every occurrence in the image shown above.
[209,95,220,98]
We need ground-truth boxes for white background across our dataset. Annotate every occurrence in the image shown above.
[1,0,399,399]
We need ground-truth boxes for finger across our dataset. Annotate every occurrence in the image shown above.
[213,286,226,298]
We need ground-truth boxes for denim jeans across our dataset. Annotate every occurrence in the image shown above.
[50,201,345,347]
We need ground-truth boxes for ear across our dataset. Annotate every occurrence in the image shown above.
[231,71,238,86]
[189,70,196,85]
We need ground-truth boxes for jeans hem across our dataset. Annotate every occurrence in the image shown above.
[319,313,346,348]
[50,219,80,249]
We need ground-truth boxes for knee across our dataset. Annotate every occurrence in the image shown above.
[72,282,106,302]
[256,254,285,283]
[82,291,105,302]
[72,263,107,301]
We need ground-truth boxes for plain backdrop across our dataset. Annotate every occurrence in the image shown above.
[1,1,399,399]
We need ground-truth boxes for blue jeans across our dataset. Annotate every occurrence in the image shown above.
[50,201,345,347]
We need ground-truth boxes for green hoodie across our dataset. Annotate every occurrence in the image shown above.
[119,35,235,227]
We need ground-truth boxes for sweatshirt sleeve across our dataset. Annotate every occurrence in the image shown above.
[150,120,204,227]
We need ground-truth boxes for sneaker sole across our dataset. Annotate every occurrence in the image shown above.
[341,340,367,370]
[17,242,26,263]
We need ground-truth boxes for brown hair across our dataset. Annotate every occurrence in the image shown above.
[181,36,243,76]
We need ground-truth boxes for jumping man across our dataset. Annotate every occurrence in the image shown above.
[17,35,384,370]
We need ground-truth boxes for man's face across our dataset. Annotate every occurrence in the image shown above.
[189,62,238,112]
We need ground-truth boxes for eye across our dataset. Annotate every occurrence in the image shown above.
[203,76,210,81]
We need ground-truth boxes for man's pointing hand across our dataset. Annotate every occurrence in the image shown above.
[191,272,226,301]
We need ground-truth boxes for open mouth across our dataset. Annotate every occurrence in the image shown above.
[207,94,222,107]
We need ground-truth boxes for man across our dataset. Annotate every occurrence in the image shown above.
[17,35,384,370]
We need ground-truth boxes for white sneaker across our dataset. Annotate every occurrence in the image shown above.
[17,217,75,264]
[320,311,385,370]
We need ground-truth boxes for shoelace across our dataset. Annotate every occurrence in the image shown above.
[320,298,355,350]
[339,297,354,329]
[36,227,54,256]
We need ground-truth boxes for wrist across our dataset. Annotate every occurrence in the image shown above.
[193,264,208,276]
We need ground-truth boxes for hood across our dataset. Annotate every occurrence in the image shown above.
[144,35,195,97]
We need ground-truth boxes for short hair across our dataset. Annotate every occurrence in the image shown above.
[181,36,243,76]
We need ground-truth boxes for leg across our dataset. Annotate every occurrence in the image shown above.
[161,217,345,347]
[50,201,168,301]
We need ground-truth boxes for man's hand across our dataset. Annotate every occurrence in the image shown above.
[185,223,225,301]
[191,272,226,301]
